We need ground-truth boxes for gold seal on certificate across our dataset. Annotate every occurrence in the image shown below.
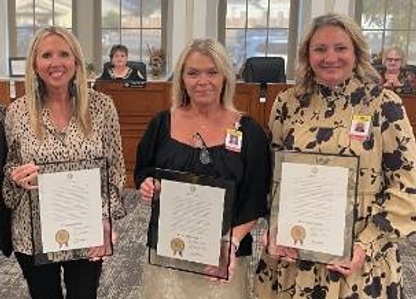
[290,225,306,245]
[150,168,236,280]
[170,237,185,257]
[55,229,70,249]
[30,158,110,265]
[270,151,359,264]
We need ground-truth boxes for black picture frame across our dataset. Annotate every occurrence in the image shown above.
[8,57,26,77]
[148,168,236,280]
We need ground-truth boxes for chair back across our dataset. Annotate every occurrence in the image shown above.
[242,56,286,83]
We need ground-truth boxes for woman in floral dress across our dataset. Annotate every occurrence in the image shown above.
[254,13,416,299]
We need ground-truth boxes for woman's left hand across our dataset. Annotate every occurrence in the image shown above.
[326,244,366,275]
[88,219,116,261]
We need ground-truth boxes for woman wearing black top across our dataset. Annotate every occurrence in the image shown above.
[97,44,144,81]
[134,38,270,299]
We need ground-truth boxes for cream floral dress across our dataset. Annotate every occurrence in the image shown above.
[254,77,416,298]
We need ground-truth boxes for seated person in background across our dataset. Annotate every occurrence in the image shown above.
[380,47,407,87]
[97,44,145,81]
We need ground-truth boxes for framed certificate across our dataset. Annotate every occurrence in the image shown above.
[149,168,236,280]
[30,158,111,265]
[269,151,359,264]
[8,57,26,77]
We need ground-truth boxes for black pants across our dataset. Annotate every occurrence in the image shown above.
[15,252,103,299]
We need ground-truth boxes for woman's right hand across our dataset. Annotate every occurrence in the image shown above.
[11,162,39,190]
[266,228,298,263]
[139,177,161,202]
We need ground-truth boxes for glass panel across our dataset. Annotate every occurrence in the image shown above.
[267,29,289,62]
[121,29,141,61]
[269,0,291,28]
[35,0,53,26]
[142,29,162,63]
[55,0,72,28]
[226,29,246,72]
[17,28,35,57]
[121,0,140,28]
[16,0,34,26]
[384,30,408,49]
[246,29,267,57]
[361,0,386,30]
[102,0,121,28]
[363,31,384,56]
[226,0,246,28]
[385,0,411,30]
[407,30,416,64]
[410,0,416,28]
[247,0,268,28]
[101,29,121,62]
[143,0,162,27]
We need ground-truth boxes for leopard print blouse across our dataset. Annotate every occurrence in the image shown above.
[2,89,126,254]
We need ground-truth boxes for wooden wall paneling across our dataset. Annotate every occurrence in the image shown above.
[94,81,172,187]
[264,83,291,127]
[14,81,25,99]
[0,81,11,105]
[234,82,263,128]
[401,95,416,135]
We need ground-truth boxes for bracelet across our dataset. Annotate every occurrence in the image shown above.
[221,236,240,252]
[231,236,240,252]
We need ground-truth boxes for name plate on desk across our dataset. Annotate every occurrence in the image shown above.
[269,151,359,264]
[390,86,416,94]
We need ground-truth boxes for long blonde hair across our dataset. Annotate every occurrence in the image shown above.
[172,38,236,111]
[25,26,91,138]
[296,13,380,98]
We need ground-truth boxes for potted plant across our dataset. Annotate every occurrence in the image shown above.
[147,45,165,78]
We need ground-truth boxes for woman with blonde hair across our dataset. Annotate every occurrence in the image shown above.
[135,37,270,298]
[3,26,126,299]
[255,13,416,298]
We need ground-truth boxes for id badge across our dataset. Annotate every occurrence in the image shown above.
[350,115,371,140]
[225,129,243,152]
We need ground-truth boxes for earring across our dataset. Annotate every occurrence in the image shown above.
[35,75,45,103]
[69,79,78,105]
[182,91,189,106]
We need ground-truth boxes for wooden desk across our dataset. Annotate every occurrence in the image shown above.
[0,80,25,106]
[400,94,416,134]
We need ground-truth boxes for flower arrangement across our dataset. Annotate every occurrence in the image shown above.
[371,51,383,65]
[85,61,97,79]
[147,45,165,77]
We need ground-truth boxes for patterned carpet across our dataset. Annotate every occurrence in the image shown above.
[1,189,416,298]
[0,189,149,299]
